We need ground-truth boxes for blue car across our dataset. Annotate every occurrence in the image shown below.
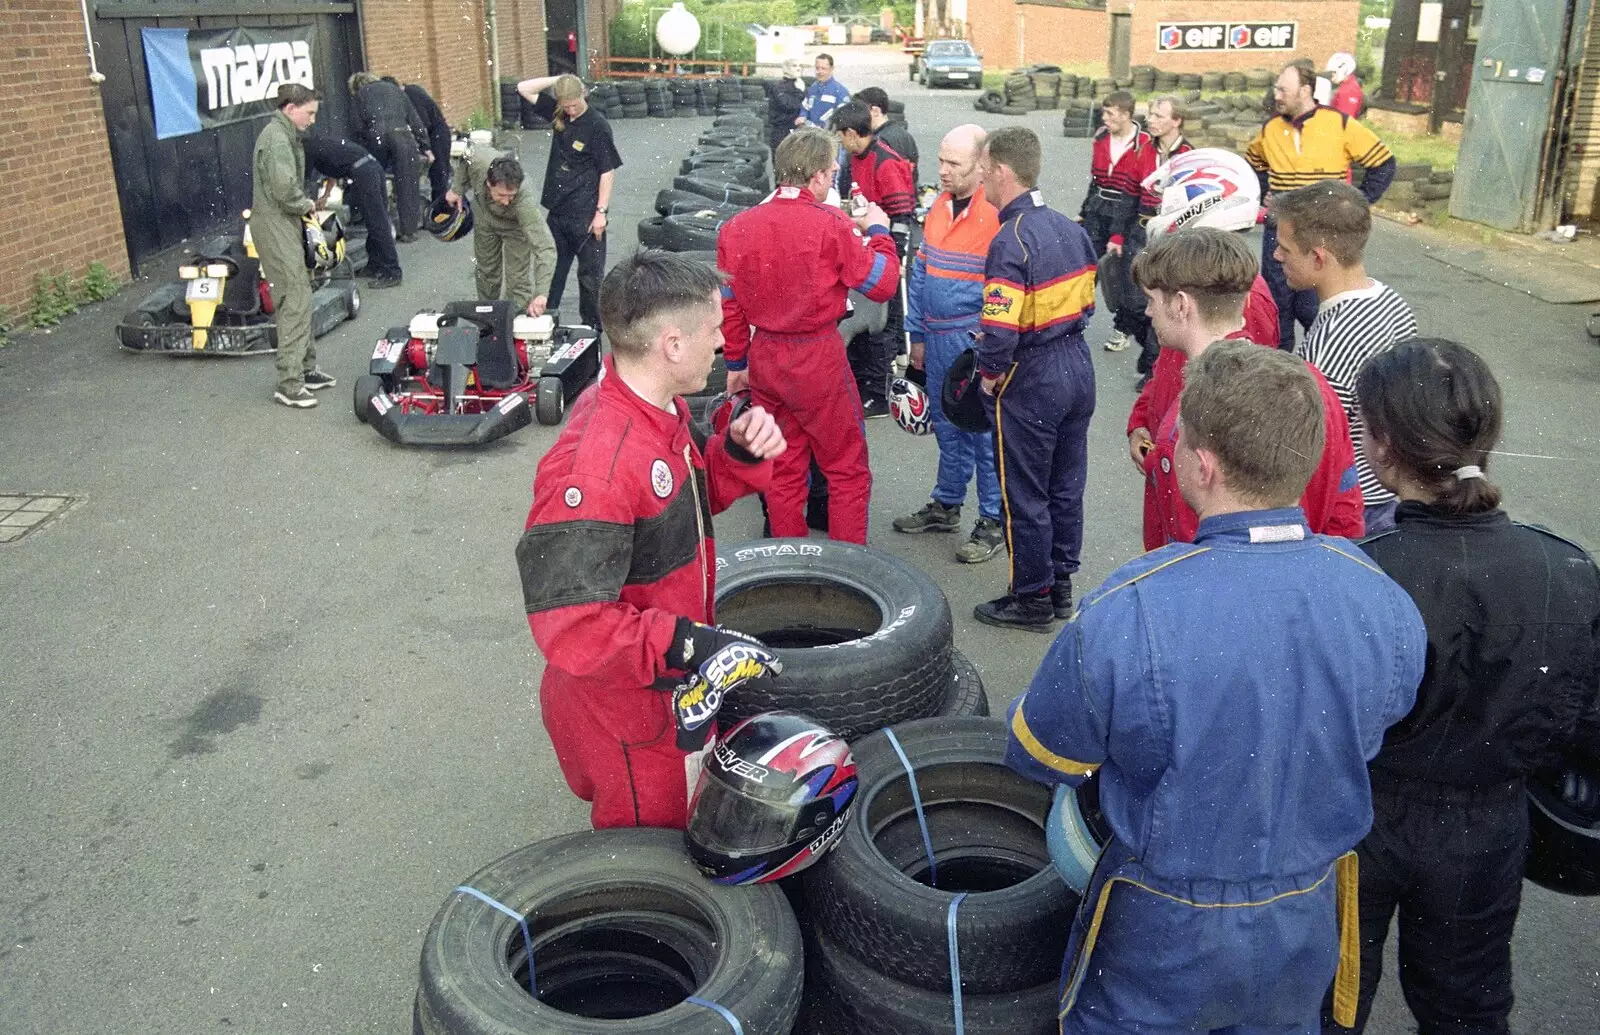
[918,39,983,89]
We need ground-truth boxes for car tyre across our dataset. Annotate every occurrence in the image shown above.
[535,376,565,425]
[714,540,955,739]
[805,717,1078,994]
[414,828,804,1035]
[935,648,990,721]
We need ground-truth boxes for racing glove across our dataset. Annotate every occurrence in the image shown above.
[660,619,783,750]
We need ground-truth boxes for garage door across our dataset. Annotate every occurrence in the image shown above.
[93,0,362,271]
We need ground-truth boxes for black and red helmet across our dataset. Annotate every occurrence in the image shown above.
[941,346,989,433]
[686,711,858,885]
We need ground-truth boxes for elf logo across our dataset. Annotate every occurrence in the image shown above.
[1159,26,1182,50]
[199,40,314,111]
[1230,25,1253,48]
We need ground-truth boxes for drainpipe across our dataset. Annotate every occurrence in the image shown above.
[486,0,503,125]
[79,0,106,84]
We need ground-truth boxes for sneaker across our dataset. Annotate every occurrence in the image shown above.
[957,517,1005,563]
[395,232,419,244]
[1102,330,1131,352]
[974,592,1055,632]
[274,387,318,408]
[302,369,338,390]
[893,500,962,534]
[861,395,891,419]
[1050,578,1074,620]
[366,274,403,290]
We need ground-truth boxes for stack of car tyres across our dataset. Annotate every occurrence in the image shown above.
[1029,72,1060,109]
[1200,71,1225,93]
[1176,73,1203,93]
[499,79,522,128]
[790,717,1072,1035]
[643,78,672,117]
[1130,64,1157,93]
[740,76,767,103]
[1114,75,1133,89]
[590,81,624,121]
[1059,73,1079,99]
[617,79,648,119]
[1001,73,1035,115]
[1093,77,1115,98]
[1061,98,1096,139]
[1224,71,1249,92]
[1154,70,1179,93]
[671,78,699,117]
[1246,67,1275,90]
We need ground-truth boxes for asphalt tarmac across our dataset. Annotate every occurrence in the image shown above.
[1,44,1597,1035]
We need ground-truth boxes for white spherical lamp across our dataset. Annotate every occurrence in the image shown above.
[656,2,701,56]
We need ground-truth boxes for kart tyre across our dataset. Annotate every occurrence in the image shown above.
[803,929,1057,1035]
[804,717,1077,995]
[674,176,764,207]
[535,377,565,425]
[118,310,155,349]
[936,648,990,720]
[353,373,383,424]
[414,828,803,1035]
[1525,765,1600,895]
[347,283,361,319]
[714,541,954,740]
[999,105,1031,117]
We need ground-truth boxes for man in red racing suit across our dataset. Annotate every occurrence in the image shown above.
[717,127,900,544]
[517,253,786,829]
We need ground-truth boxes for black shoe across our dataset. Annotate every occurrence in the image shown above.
[974,592,1056,632]
[302,368,338,391]
[1050,579,1074,620]
[367,274,403,289]
[395,232,419,244]
[861,395,891,419]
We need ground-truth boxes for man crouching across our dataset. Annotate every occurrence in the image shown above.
[517,252,787,829]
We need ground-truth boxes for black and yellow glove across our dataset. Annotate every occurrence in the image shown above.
[660,619,782,750]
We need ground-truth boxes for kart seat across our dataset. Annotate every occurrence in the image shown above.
[441,300,519,390]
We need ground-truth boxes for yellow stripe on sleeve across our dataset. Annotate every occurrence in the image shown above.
[1011,703,1099,777]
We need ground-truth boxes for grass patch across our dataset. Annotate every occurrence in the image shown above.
[1383,131,1459,171]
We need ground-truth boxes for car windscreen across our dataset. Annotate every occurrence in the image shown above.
[926,43,973,58]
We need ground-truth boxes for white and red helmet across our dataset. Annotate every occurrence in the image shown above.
[889,377,934,436]
[1141,148,1261,239]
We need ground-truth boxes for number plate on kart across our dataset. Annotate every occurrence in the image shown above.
[946,72,969,79]
[184,277,221,301]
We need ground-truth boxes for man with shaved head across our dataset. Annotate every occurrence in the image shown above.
[894,124,1006,564]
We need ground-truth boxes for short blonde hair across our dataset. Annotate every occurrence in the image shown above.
[775,128,838,187]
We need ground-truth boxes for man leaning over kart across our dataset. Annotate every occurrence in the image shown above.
[517,252,787,830]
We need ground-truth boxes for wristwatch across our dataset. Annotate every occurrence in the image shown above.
[596,206,608,214]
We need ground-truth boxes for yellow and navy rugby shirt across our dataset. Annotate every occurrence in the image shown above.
[1245,105,1395,202]
[977,190,1098,375]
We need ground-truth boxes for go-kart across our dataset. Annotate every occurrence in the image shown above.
[353,299,601,447]
[117,204,363,356]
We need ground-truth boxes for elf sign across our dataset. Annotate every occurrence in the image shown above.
[1157,22,1298,52]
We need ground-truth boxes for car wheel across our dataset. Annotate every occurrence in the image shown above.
[415,828,804,1035]
[801,929,1058,1035]
[535,376,565,425]
[714,540,955,739]
[805,717,1079,995]
[353,373,383,424]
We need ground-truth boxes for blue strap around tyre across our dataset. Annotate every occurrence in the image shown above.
[686,995,744,1034]
[454,885,536,995]
[947,892,970,1035]
[883,727,937,887]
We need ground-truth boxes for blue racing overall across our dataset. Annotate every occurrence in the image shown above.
[1006,508,1427,1034]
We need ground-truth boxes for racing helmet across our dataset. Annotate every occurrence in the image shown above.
[1525,760,1600,895]
[1142,148,1261,239]
[940,346,989,434]
[889,377,933,435]
[686,711,859,885]
[1326,52,1357,84]
[428,194,474,242]
[301,209,347,272]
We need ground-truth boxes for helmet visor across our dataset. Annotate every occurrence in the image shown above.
[688,776,804,855]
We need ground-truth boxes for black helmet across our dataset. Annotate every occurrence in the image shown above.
[686,711,858,885]
[1525,761,1600,895]
[941,346,989,433]
[428,194,474,241]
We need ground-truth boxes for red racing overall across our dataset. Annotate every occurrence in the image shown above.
[517,359,772,829]
[717,185,899,543]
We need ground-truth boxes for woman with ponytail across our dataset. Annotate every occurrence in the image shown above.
[1324,338,1600,1034]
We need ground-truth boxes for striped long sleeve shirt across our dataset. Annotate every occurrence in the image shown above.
[1299,280,1419,505]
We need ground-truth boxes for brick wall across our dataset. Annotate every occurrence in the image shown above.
[586,0,615,76]
[362,0,550,126]
[965,0,1105,72]
[965,0,1356,75]
[1565,6,1600,220]
[0,0,130,316]
[1129,0,1359,73]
